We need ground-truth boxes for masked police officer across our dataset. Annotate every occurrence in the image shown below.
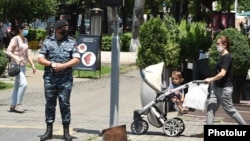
[38,19,80,141]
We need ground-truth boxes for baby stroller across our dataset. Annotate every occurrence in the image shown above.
[131,62,208,136]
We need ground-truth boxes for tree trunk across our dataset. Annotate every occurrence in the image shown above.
[129,39,140,52]
[232,77,245,104]
[130,0,145,52]
[107,7,114,34]
[194,0,202,22]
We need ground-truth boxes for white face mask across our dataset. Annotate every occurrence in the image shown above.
[216,46,223,52]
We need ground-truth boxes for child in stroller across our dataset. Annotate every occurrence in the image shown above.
[168,71,189,114]
[131,62,208,136]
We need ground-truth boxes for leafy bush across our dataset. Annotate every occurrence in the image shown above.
[162,15,181,67]
[208,28,250,78]
[178,20,212,62]
[35,29,47,40]
[102,33,131,52]
[101,34,112,51]
[136,17,180,69]
[120,32,131,52]
[28,28,46,41]
[27,28,46,49]
[0,50,8,76]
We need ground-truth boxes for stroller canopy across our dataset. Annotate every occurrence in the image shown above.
[140,62,164,93]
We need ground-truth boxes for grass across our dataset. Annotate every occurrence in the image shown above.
[26,63,137,78]
[26,63,44,70]
[73,64,137,78]
[0,63,137,91]
[0,81,13,91]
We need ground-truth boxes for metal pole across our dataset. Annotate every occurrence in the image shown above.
[110,6,120,127]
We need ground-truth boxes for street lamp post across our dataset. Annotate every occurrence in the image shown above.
[90,8,103,73]
[90,8,103,36]
[110,6,120,128]
[101,0,124,128]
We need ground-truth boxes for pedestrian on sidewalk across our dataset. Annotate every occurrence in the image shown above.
[5,23,36,113]
[204,35,246,125]
[195,35,247,137]
[38,19,80,141]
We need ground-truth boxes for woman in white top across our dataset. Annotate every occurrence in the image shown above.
[5,23,36,113]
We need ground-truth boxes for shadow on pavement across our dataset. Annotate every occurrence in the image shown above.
[187,100,250,124]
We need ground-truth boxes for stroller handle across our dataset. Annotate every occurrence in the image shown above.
[192,80,207,84]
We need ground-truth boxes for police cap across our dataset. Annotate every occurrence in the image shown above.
[54,19,68,29]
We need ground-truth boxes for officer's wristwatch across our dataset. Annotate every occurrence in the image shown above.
[50,62,57,68]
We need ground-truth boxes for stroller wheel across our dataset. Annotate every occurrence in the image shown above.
[131,119,149,135]
[173,117,185,135]
[163,118,181,136]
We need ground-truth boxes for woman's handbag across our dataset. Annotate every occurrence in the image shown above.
[7,63,20,76]
[7,37,21,76]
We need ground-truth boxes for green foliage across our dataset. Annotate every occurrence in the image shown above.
[102,33,131,52]
[0,81,13,91]
[28,28,46,41]
[162,15,181,67]
[73,64,136,78]
[0,50,8,76]
[101,34,112,51]
[163,15,180,42]
[26,63,44,70]
[120,32,131,52]
[136,17,180,69]
[178,20,212,62]
[27,28,46,49]
[0,64,136,90]
[35,29,47,40]
[238,0,250,12]
[1,0,56,22]
[208,28,250,78]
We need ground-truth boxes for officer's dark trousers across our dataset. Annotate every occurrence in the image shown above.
[43,73,73,125]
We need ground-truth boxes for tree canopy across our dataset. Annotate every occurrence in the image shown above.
[0,0,57,23]
[1,0,250,24]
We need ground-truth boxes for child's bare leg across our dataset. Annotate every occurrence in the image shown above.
[177,103,184,111]
[175,100,184,111]
[176,100,189,113]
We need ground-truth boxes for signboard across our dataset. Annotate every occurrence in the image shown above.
[74,34,101,71]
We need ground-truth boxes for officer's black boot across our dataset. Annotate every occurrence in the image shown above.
[40,123,53,141]
[63,124,72,141]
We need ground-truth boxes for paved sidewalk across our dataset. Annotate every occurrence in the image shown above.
[0,69,206,141]
[0,51,248,141]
